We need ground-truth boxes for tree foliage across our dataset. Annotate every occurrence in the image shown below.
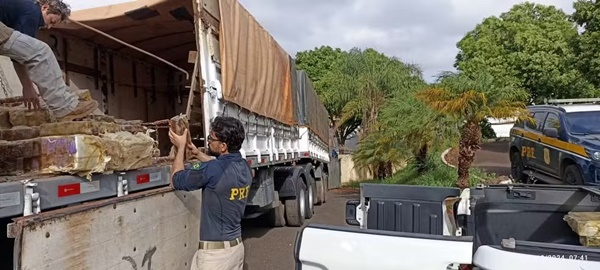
[417,72,531,188]
[295,46,358,147]
[572,0,600,90]
[455,2,597,103]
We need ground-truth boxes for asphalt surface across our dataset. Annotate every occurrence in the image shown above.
[241,190,358,270]
[472,141,511,176]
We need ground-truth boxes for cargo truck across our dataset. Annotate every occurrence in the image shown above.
[0,0,334,269]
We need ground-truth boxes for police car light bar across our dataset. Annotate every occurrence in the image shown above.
[545,98,600,105]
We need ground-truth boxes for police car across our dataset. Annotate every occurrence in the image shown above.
[509,98,600,186]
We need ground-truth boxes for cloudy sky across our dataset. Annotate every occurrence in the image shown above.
[69,0,576,82]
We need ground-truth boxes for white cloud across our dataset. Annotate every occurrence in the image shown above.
[239,0,576,82]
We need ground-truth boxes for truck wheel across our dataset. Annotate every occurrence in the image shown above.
[315,180,324,205]
[510,151,527,183]
[266,203,286,227]
[563,165,584,185]
[305,181,314,219]
[284,181,306,227]
[322,174,328,203]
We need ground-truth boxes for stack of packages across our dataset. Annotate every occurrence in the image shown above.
[564,212,600,247]
[0,90,159,179]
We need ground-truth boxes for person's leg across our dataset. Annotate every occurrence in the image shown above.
[0,22,97,121]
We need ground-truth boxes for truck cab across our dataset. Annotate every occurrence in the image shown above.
[509,98,600,186]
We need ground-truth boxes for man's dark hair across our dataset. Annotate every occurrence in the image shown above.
[36,0,72,21]
[211,116,245,152]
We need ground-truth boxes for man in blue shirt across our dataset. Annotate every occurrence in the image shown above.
[169,116,251,270]
[0,0,98,121]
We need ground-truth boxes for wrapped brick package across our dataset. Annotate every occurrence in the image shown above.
[39,121,121,136]
[102,131,156,171]
[0,106,11,128]
[39,135,109,176]
[168,114,193,160]
[0,126,40,141]
[0,138,42,175]
[9,108,51,126]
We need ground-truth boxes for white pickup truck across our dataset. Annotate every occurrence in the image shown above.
[294,183,600,269]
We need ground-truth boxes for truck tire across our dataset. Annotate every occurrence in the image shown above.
[322,173,328,203]
[266,193,286,227]
[266,204,286,227]
[305,180,314,219]
[510,151,527,183]
[302,164,315,217]
[562,165,584,185]
[315,180,324,205]
[284,180,307,227]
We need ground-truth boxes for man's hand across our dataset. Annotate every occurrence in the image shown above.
[186,130,215,162]
[169,128,188,149]
[12,62,40,110]
[22,83,40,110]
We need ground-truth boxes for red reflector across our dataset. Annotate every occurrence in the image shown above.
[58,183,81,197]
[136,174,150,184]
[303,152,309,157]
[247,160,252,165]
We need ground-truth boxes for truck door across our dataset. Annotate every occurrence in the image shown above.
[294,183,474,269]
[9,188,202,270]
[523,111,548,170]
[536,112,563,177]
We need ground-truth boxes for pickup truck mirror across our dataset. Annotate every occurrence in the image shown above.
[543,128,559,138]
[345,200,360,226]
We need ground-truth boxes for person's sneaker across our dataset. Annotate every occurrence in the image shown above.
[57,100,99,122]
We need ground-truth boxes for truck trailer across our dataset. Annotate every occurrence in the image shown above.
[0,0,334,269]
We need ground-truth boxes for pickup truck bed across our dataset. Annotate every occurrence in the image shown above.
[296,183,600,269]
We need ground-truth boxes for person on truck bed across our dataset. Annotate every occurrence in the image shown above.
[169,116,251,270]
[0,0,98,121]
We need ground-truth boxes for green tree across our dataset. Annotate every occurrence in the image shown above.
[328,48,424,137]
[295,46,358,147]
[327,48,431,178]
[353,90,460,178]
[572,0,600,90]
[456,2,596,103]
[417,72,531,189]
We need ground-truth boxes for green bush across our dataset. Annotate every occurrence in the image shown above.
[343,151,493,188]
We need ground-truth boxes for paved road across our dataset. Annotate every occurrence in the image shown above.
[473,141,511,176]
[241,190,358,270]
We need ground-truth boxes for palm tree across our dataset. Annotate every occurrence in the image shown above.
[416,71,531,189]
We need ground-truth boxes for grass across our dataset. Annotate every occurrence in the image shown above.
[342,151,495,188]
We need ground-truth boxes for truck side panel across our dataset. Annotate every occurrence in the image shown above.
[197,0,301,168]
[11,188,201,270]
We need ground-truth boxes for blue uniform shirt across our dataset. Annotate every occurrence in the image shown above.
[172,152,252,241]
[0,0,45,37]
